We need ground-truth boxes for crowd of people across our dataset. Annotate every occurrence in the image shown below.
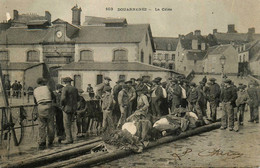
[32,75,260,150]
[4,80,23,98]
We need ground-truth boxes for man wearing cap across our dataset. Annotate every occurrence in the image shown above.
[117,84,129,128]
[207,78,221,122]
[187,82,203,123]
[53,84,65,143]
[96,76,111,99]
[61,77,80,144]
[167,79,182,114]
[197,81,207,117]
[236,84,249,126]
[247,81,259,123]
[151,77,166,118]
[76,89,88,137]
[136,78,148,95]
[112,79,125,125]
[34,77,55,149]
[126,80,136,117]
[102,86,115,133]
[220,79,237,131]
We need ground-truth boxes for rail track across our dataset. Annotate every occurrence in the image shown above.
[1,122,221,168]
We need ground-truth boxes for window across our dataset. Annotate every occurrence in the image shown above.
[149,54,152,64]
[243,54,246,62]
[169,64,173,70]
[0,51,8,61]
[240,55,242,62]
[194,60,197,64]
[198,44,201,50]
[184,66,186,71]
[119,75,126,81]
[113,49,127,62]
[27,50,39,62]
[141,50,144,63]
[97,74,103,85]
[165,54,169,60]
[172,54,175,61]
[80,50,93,61]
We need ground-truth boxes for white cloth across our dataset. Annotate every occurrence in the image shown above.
[122,122,137,135]
[180,86,187,99]
[34,86,52,104]
[162,87,167,98]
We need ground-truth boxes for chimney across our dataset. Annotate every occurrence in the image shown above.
[194,30,201,36]
[13,10,18,20]
[248,27,255,34]
[213,29,217,35]
[227,24,237,33]
[45,11,51,24]
[71,5,82,26]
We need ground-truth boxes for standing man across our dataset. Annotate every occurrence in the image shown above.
[151,77,166,119]
[53,84,65,143]
[197,81,208,118]
[11,80,19,98]
[220,79,237,131]
[33,77,55,150]
[61,77,79,144]
[76,89,88,137]
[167,79,182,114]
[236,84,249,126]
[117,84,129,128]
[207,78,221,122]
[86,84,95,99]
[125,80,136,117]
[247,81,259,123]
[17,81,22,98]
[102,86,115,133]
[96,77,111,99]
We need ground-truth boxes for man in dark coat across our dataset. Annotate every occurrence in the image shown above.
[11,80,19,98]
[151,77,166,119]
[167,79,182,114]
[207,78,221,122]
[220,79,237,131]
[96,77,111,99]
[61,77,80,144]
[247,81,259,123]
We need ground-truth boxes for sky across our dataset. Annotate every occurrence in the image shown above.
[0,0,260,37]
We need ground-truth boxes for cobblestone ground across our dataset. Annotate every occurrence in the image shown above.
[101,110,260,167]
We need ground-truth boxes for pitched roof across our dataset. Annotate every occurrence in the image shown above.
[215,32,260,44]
[13,14,46,25]
[0,27,51,44]
[1,62,43,70]
[72,24,150,43]
[179,33,207,50]
[249,41,260,61]
[208,45,231,55]
[84,16,107,25]
[153,37,179,51]
[27,20,49,26]
[59,61,178,73]
[186,51,207,60]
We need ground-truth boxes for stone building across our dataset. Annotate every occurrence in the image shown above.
[153,37,178,70]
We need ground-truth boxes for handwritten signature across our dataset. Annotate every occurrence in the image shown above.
[172,148,243,160]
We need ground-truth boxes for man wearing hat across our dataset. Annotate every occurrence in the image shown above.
[236,84,249,126]
[34,77,55,149]
[220,79,237,131]
[136,78,148,95]
[117,84,129,128]
[247,81,259,123]
[61,77,80,144]
[151,77,166,119]
[76,89,88,137]
[198,81,207,117]
[53,84,65,143]
[102,85,115,132]
[126,80,136,117]
[187,82,203,123]
[207,78,221,122]
[167,79,182,114]
[96,76,111,99]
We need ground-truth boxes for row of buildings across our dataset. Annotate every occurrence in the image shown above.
[153,25,260,77]
[0,5,178,90]
[1,5,260,91]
